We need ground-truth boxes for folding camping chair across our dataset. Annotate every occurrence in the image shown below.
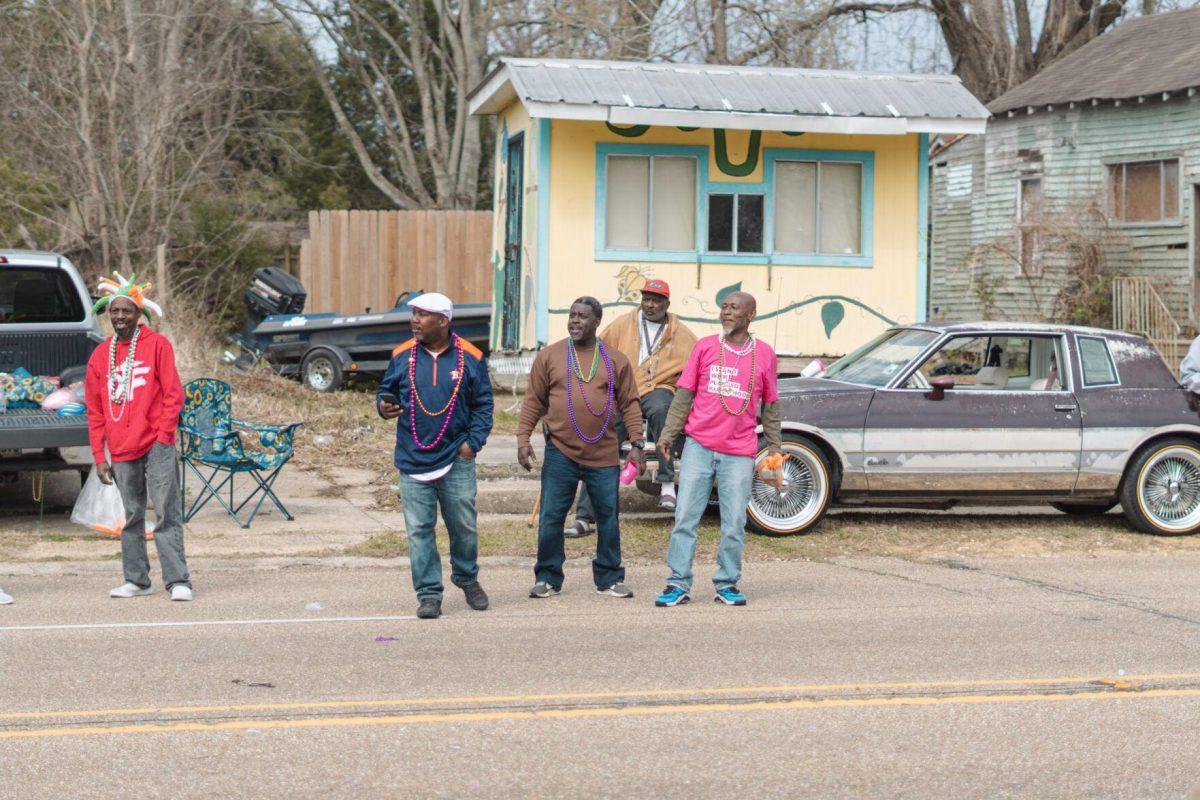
[178,378,302,528]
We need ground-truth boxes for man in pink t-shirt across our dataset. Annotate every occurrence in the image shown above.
[653,291,783,607]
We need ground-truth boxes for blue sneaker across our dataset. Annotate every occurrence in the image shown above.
[655,585,690,607]
[714,587,747,606]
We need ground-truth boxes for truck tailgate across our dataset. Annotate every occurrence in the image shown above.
[0,408,90,449]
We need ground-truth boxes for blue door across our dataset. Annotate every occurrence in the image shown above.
[502,134,524,351]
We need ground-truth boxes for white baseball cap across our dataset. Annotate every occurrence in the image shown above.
[408,292,454,321]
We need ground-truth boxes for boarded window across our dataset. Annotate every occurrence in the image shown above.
[605,155,697,251]
[1108,159,1180,223]
[1017,177,1043,277]
[707,193,764,254]
[774,160,863,255]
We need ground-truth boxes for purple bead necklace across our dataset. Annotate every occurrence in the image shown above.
[566,339,615,444]
[408,335,464,451]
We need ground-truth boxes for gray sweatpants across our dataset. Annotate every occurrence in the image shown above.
[111,443,191,591]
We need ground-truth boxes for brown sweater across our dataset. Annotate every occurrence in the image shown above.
[517,338,644,467]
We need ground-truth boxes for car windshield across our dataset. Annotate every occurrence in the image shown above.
[823,328,939,387]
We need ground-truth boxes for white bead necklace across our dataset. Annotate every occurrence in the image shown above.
[721,333,754,357]
[106,325,140,422]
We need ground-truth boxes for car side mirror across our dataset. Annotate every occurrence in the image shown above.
[927,375,954,401]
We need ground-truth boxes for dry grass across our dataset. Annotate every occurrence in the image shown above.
[163,311,396,476]
[162,311,521,477]
[342,510,1200,563]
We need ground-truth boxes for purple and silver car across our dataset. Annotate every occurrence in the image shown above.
[748,322,1200,537]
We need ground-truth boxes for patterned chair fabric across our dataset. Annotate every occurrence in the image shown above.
[179,378,302,527]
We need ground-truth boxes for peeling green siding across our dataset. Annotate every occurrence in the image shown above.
[931,96,1199,327]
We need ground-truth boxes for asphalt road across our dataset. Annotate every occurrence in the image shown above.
[3,556,1200,799]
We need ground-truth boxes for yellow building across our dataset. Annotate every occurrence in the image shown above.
[468,59,988,356]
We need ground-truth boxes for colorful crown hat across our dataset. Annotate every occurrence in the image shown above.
[92,272,163,320]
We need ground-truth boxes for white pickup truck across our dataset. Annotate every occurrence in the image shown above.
[0,250,101,484]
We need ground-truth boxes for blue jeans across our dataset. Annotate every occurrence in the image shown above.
[666,437,755,592]
[574,387,675,523]
[398,458,479,600]
[536,443,624,590]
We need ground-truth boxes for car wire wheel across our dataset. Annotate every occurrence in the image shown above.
[1135,444,1200,533]
[747,437,831,536]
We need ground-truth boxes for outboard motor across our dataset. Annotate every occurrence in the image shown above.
[243,267,306,338]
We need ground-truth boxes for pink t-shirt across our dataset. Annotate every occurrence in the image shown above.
[677,334,778,457]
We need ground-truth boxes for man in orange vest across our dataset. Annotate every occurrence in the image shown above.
[377,293,494,620]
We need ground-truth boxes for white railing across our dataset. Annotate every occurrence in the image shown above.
[1112,276,1183,374]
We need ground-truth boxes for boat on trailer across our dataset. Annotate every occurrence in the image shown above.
[226,268,491,392]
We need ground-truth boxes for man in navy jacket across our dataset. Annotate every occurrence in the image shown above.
[377,293,494,619]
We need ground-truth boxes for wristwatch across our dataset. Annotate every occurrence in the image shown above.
[630,440,646,449]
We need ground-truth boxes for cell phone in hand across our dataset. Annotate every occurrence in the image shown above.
[378,392,400,406]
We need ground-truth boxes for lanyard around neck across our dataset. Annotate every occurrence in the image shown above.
[640,314,666,355]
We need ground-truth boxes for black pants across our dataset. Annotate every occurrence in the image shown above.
[574,387,674,524]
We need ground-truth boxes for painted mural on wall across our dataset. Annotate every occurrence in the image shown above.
[550,266,896,344]
[605,123,806,177]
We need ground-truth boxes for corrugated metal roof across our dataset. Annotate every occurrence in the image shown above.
[990,6,1200,114]
[469,58,989,135]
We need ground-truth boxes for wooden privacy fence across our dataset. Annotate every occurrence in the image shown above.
[298,210,493,314]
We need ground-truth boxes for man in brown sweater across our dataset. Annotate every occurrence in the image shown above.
[517,297,645,599]
[565,278,697,536]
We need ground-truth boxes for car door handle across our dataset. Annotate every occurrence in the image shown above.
[1054,404,1077,412]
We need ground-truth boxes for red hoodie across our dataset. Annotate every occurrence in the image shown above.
[86,325,184,464]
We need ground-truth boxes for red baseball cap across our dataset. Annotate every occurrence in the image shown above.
[641,278,670,298]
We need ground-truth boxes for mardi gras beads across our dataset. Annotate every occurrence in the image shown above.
[567,339,615,444]
[106,325,141,422]
[718,334,756,417]
[408,335,465,450]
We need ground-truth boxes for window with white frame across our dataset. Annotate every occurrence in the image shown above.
[1108,159,1180,224]
[605,154,697,250]
[1017,176,1043,277]
[774,160,863,255]
[707,193,764,254]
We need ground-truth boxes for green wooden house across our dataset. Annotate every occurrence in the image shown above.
[929,6,1200,362]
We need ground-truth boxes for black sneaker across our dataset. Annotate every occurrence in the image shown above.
[416,597,442,619]
[529,581,561,598]
[462,582,489,611]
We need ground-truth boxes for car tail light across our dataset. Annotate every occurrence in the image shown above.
[0,256,7,264]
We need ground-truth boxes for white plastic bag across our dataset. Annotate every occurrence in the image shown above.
[71,467,155,538]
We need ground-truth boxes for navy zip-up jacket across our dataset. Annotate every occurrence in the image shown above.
[376,334,493,475]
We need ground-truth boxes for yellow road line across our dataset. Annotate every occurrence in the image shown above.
[3,673,1200,725]
[4,686,1200,740]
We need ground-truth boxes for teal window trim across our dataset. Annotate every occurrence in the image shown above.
[593,141,875,268]
[917,133,929,321]
[536,118,551,345]
[762,148,874,268]
[595,143,708,262]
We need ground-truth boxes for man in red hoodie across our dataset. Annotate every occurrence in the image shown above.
[85,274,191,601]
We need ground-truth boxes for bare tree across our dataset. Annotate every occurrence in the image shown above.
[0,0,267,291]
[271,0,489,210]
[927,0,1132,102]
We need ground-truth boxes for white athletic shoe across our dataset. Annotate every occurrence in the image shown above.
[170,585,194,602]
[110,582,153,598]
[0,588,13,605]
